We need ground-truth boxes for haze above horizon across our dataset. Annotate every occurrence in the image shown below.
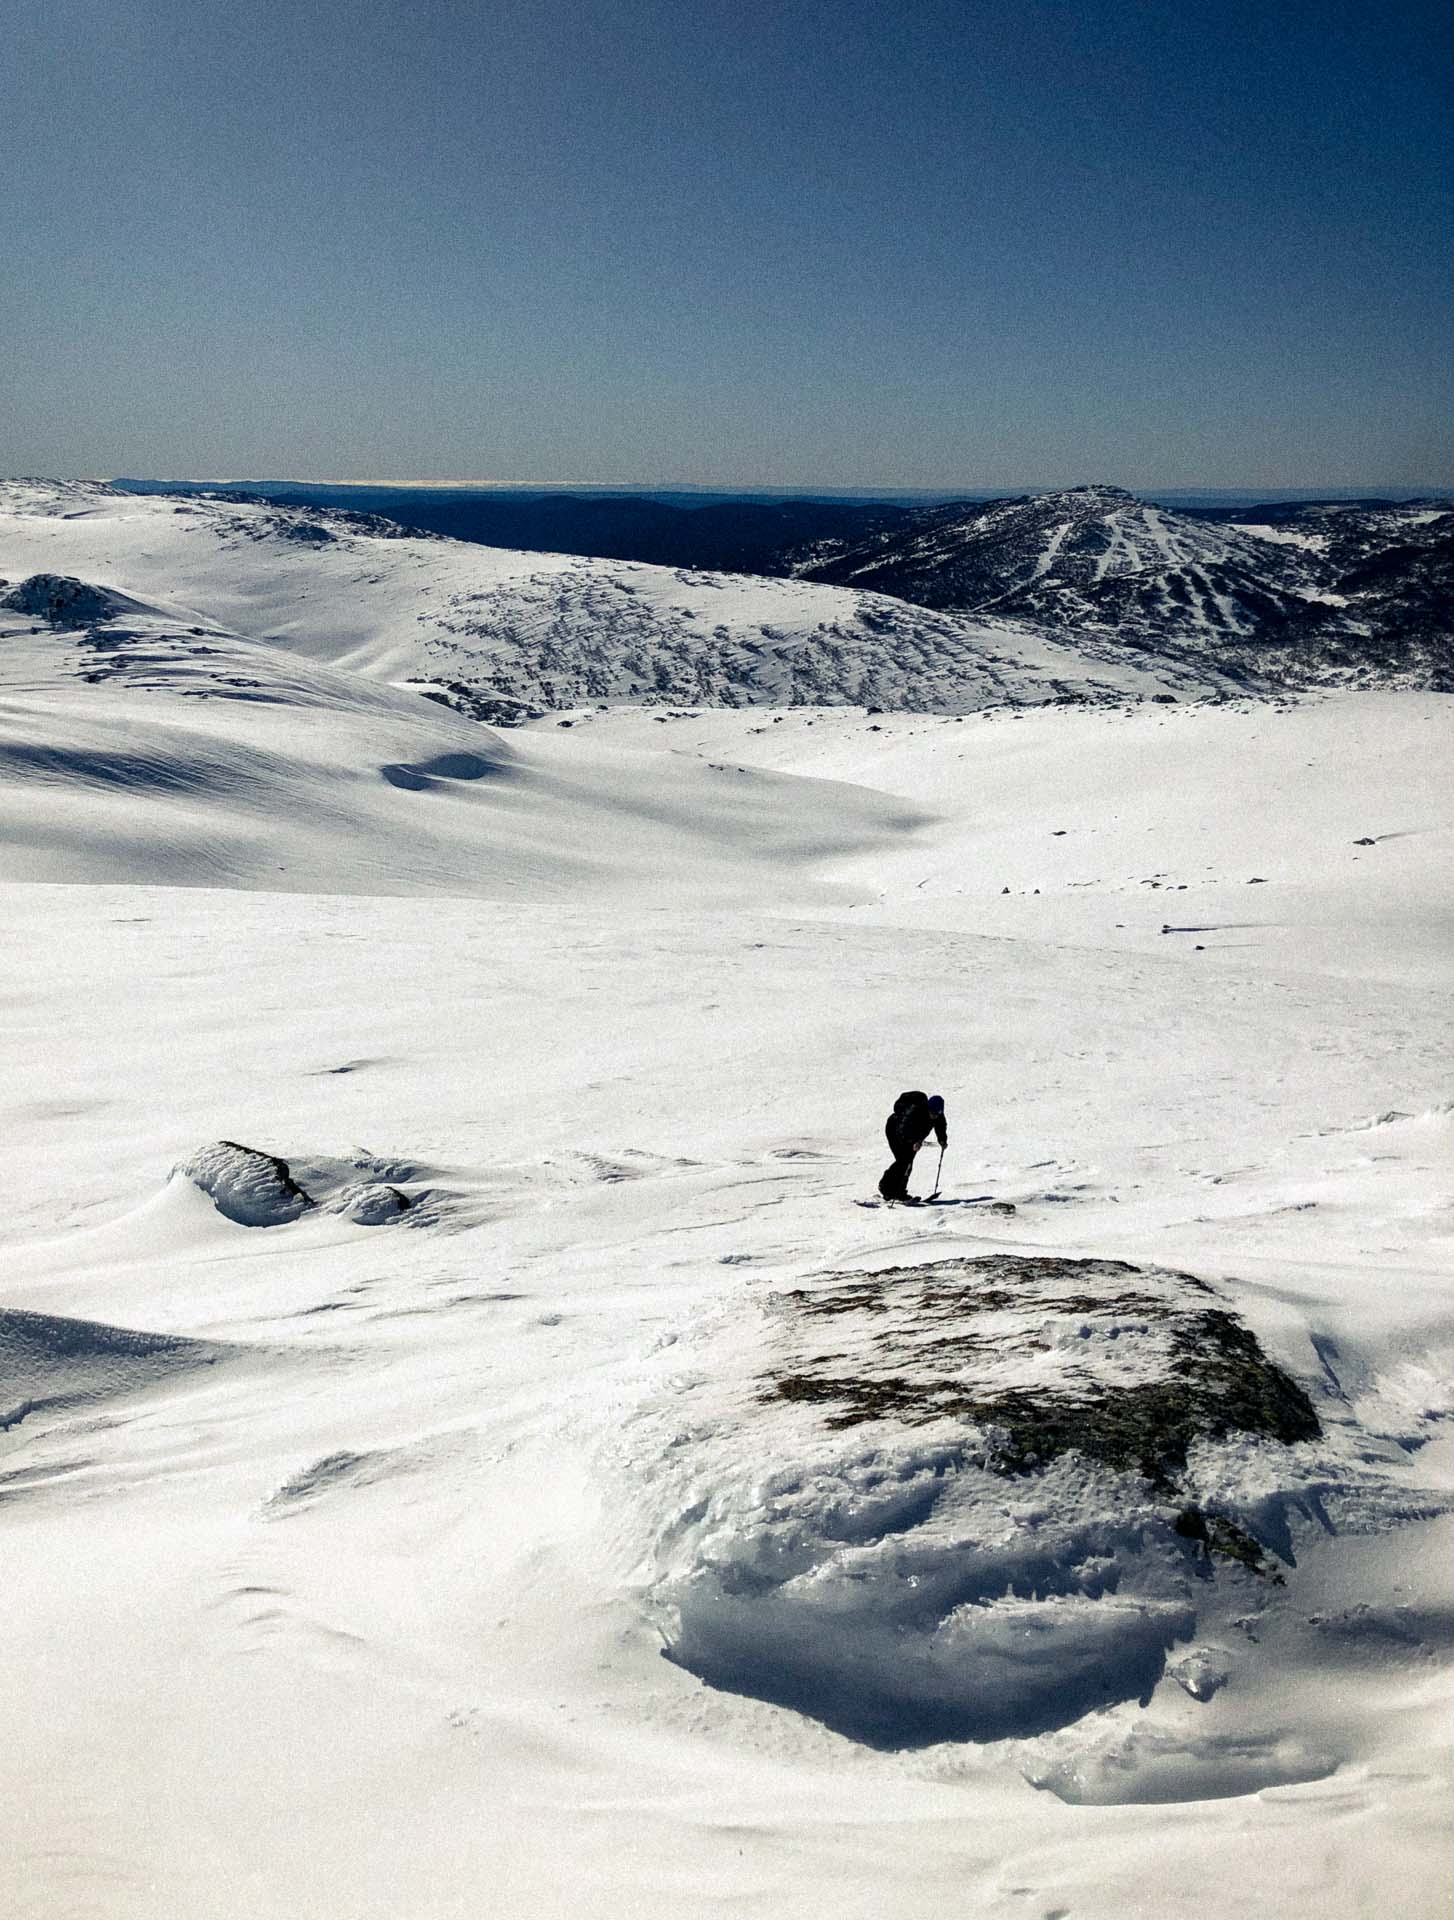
[4,0,1450,488]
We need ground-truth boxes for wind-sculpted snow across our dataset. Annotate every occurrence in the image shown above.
[177,1142,417,1227]
[3,738,1452,1917]
[627,1254,1444,1756]
[0,483,1447,1909]
[0,1306,225,1436]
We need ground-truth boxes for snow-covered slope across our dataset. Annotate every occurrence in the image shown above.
[0,571,918,899]
[801,485,1454,687]
[0,480,1248,711]
[2,480,1452,1919]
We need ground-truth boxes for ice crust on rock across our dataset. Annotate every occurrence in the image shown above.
[177,1140,316,1226]
[323,1181,412,1225]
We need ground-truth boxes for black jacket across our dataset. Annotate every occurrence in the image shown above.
[886,1090,947,1156]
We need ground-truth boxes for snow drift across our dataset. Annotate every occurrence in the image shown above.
[0,1306,226,1434]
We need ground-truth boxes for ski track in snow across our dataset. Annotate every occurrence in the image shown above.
[1,481,1453,1918]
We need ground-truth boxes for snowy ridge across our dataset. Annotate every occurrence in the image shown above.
[0,550,925,898]
[0,480,1246,712]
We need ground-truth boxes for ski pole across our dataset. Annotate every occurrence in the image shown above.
[931,1144,945,1197]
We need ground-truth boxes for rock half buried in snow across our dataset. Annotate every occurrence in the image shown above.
[324,1181,412,1225]
[769,1256,1317,1508]
[178,1140,316,1226]
[177,1143,417,1226]
[632,1255,1328,1750]
[1,573,131,628]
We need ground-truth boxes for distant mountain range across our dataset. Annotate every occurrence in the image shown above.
[105,478,1454,693]
[115,480,909,577]
[3,482,1237,726]
[797,485,1454,688]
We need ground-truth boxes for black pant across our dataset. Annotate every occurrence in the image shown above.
[878,1122,925,1200]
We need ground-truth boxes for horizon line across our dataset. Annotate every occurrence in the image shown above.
[102,475,1449,499]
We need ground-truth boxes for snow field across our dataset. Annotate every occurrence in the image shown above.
[1,482,1452,1916]
[0,590,922,901]
[3,826,1453,1917]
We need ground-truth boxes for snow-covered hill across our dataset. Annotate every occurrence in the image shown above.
[802,484,1305,622]
[801,485,1454,687]
[0,481,1251,713]
[0,560,920,899]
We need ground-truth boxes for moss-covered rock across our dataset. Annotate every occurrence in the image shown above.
[765,1254,1319,1569]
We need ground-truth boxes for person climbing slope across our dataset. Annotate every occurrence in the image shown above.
[878,1090,947,1204]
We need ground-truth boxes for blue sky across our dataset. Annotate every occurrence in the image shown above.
[2,0,1450,487]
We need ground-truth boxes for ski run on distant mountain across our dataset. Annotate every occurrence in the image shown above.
[797,485,1453,688]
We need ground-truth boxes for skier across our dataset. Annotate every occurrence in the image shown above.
[878,1090,947,1203]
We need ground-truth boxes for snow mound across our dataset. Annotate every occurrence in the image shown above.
[176,1140,315,1226]
[0,1306,223,1434]
[285,1148,429,1219]
[1,573,133,628]
[624,1254,1439,1749]
[324,1182,413,1225]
